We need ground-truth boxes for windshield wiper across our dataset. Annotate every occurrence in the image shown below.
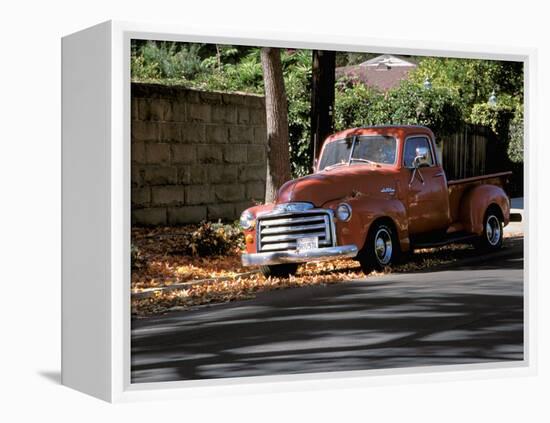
[350,158,376,165]
[323,162,348,171]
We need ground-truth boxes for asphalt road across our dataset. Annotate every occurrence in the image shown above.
[131,238,524,383]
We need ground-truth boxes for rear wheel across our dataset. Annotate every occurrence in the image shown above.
[475,208,503,251]
[358,222,399,275]
[260,263,299,278]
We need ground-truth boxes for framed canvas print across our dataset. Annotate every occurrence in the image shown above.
[61,20,536,402]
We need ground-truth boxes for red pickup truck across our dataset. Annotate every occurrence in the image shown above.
[240,126,511,277]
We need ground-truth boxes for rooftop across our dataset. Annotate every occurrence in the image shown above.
[336,54,417,91]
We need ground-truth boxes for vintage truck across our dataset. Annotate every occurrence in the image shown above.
[239,125,511,277]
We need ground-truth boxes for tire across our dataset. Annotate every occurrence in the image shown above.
[358,222,399,275]
[475,208,504,251]
[260,263,299,278]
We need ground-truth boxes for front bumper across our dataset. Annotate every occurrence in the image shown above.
[242,244,358,266]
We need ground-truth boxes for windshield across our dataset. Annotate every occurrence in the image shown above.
[318,135,397,170]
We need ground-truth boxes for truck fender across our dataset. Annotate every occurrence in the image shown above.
[333,196,411,253]
[459,184,510,235]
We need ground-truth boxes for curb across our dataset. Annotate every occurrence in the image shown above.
[132,270,260,299]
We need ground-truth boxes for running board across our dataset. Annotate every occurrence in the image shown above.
[412,233,477,249]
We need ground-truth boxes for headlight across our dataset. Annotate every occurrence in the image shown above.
[239,210,255,230]
[336,203,352,222]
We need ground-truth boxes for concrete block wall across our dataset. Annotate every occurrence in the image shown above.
[131,83,267,226]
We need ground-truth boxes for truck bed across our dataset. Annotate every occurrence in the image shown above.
[447,171,512,224]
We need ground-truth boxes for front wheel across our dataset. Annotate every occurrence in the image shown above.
[357,222,399,275]
[260,263,299,278]
[475,209,504,251]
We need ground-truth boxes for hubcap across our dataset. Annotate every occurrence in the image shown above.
[374,228,393,265]
[486,215,501,246]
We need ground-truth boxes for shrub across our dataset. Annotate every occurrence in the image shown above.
[468,102,526,164]
[131,41,206,82]
[386,81,463,136]
[468,102,514,137]
[194,50,264,94]
[334,79,384,130]
[185,221,244,257]
[409,57,523,111]
[507,109,524,163]
[334,79,463,136]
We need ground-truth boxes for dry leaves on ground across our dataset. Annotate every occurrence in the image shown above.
[130,226,507,317]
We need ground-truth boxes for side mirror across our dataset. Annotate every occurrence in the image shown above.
[409,146,429,186]
[413,146,430,168]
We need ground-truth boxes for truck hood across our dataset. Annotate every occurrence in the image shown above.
[276,165,397,207]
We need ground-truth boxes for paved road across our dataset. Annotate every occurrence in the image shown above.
[131,239,524,383]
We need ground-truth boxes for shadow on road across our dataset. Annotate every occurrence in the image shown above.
[131,250,524,383]
[404,236,524,273]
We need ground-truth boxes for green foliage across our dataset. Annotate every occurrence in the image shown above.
[386,81,463,135]
[507,109,524,163]
[469,102,521,165]
[334,79,462,136]
[334,80,383,129]
[468,103,514,137]
[409,57,523,109]
[131,41,206,82]
[282,50,312,177]
[409,57,524,162]
[195,50,264,94]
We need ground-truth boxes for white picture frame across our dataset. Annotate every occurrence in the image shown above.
[62,20,537,403]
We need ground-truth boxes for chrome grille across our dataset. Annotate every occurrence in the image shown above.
[257,211,334,252]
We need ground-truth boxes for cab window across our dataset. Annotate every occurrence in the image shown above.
[403,136,434,168]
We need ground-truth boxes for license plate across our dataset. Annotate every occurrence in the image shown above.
[296,236,318,251]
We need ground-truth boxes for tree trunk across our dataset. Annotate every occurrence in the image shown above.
[260,47,291,203]
[310,50,336,168]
